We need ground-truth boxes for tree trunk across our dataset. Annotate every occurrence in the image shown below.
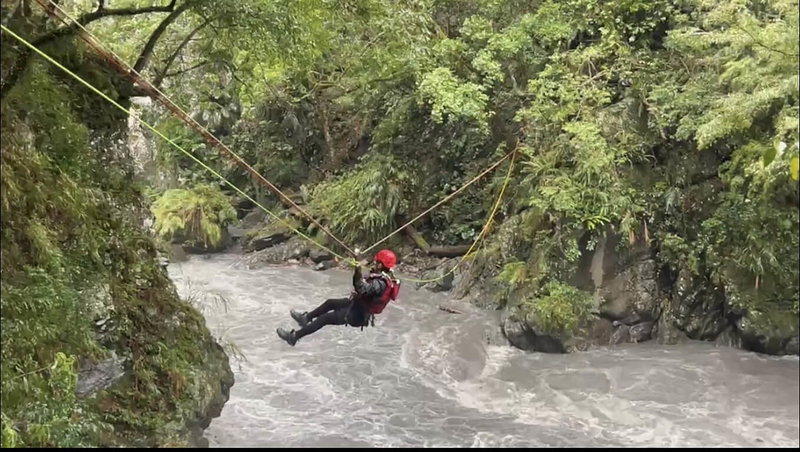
[426,245,471,257]
[404,224,430,251]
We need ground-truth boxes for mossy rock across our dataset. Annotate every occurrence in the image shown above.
[501,282,596,353]
[737,305,799,355]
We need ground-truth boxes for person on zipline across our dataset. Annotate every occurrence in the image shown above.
[276,249,401,346]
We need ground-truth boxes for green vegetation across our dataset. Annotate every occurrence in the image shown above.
[2,5,232,447]
[1,0,798,445]
[309,154,411,243]
[521,282,595,337]
[152,184,237,248]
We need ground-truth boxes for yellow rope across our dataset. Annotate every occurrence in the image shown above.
[0,25,355,264]
[397,147,516,284]
[1,23,517,282]
[32,0,517,265]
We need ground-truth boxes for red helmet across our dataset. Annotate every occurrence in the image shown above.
[374,249,397,269]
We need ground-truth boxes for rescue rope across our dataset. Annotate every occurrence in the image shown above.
[6,11,518,282]
[359,148,515,256]
[397,144,516,284]
[32,0,358,258]
[0,25,353,264]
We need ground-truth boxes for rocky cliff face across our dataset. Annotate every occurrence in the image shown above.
[443,230,798,357]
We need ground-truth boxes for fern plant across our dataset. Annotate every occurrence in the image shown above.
[309,154,410,244]
[151,184,237,248]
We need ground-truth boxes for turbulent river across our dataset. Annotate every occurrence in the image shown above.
[168,254,799,447]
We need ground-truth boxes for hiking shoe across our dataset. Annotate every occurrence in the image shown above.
[276,327,297,346]
[290,309,309,328]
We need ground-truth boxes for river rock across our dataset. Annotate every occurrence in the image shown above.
[418,258,457,293]
[736,307,800,356]
[654,295,690,345]
[309,249,334,263]
[243,237,311,269]
[227,224,246,240]
[169,243,189,262]
[589,317,615,345]
[240,209,267,229]
[629,321,654,343]
[315,260,338,271]
[500,307,577,353]
[598,259,662,322]
[671,268,727,340]
[713,326,743,349]
[77,351,126,396]
[610,324,631,345]
[246,232,290,252]
[500,310,540,351]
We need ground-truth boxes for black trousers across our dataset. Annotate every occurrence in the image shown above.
[294,298,369,339]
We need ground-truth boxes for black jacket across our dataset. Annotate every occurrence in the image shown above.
[352,266,387,300]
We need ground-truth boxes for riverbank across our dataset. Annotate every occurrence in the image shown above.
[166,210,799,358]
[168,254,800,448]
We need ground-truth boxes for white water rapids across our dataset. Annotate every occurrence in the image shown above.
[168,254,799,447]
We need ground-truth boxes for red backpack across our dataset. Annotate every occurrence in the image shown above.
[363,273,400,314]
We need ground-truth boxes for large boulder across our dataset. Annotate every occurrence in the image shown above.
[240,209,267,229]
[670,268,728,340]
[573,232,663,346]
[418,258,457,293]
[500,308,565,353]
[653,294,690,345]
[246,232,290,252]
[597,259,662,324]
[736,306,799,355]
[309,249,335,263]
[243,236,311,269]
[499,297,602,354]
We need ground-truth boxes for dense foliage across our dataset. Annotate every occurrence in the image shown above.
[2,2,232,447]
[152,184,237,248]
[1,0,798,445]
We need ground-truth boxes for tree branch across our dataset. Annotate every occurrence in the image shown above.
[163,60,210,78]
[2,0,179,100]
[34,0,179,48]
[733,23,798,59]
[152,18,209,88]
[132,2,189,73]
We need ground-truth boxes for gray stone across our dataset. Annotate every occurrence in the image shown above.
[315,260,338,271]
[77,351,126,396]
[419,259,457,293]
[500,308,568,354]
[610,325,631,345]
[714,326,743,349]
[736,311,800,356]
[170,244,188,262]
[243,237,311,268]
[246,232,290,252]
[309,249,335,263]
[629,321,654,343]
[227,224,246,239]
[240,209,267,229]
[598,259,662,322]
[786,336,800,355]
[500,310,537,351]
